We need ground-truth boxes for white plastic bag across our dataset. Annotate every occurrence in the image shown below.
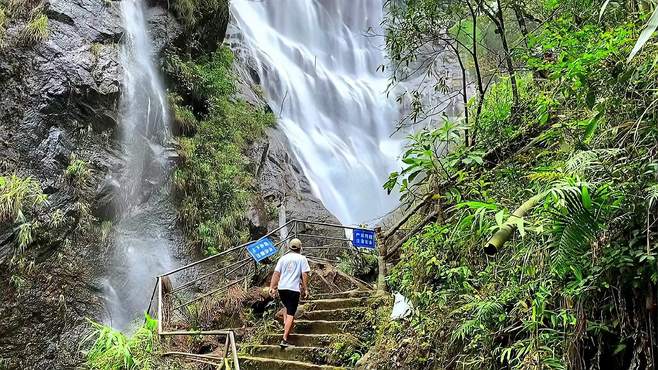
[391,292,412,319]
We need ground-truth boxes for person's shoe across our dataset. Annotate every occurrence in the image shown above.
[279,340,291,348]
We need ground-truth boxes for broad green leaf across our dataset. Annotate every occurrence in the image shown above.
[599,0,612,22]
[515,217,526,237]
[628,6,658,62]
[457,201,498,210]
[582,185,592,209]
[495,210,505,226]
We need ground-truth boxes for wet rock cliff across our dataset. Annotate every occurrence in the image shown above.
[0,1,338,368]
[0,1,178,368]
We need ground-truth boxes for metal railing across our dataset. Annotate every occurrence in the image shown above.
[147,219,378,365]
[162,330,240,369]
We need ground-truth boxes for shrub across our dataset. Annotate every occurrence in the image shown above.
[168,93,198,135]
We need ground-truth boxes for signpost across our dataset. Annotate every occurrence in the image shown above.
[247,238,277,262]
[352,228,376,249]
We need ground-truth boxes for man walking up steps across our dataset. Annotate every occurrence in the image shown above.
[269,238,310,348]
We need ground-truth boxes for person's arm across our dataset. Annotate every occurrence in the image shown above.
[300,257,311,298]
[301,272,309,299]
[270,259,283,297]
[269,271,281,297]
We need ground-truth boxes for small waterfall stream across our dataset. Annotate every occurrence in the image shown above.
[103,0,177,331]
[231,0,404,225]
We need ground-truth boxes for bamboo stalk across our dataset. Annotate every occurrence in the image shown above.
[485,192,548,255]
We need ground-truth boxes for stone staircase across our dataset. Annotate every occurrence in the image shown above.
[239,290,373,370]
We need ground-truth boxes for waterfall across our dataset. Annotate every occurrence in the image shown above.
[230,0,403,225]
[103,0,176,331]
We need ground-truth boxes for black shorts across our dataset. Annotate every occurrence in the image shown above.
[278,289,301,316]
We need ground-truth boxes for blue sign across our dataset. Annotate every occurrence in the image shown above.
[352,229,376,249]
[247,238,277,262]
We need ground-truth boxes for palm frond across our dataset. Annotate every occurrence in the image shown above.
[547,183,606,277]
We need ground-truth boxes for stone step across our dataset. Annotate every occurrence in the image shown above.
[242,344,335,364]
[240,356,345,370]
[261,333,341,347]
[303,297,370,310]
[311,290,373,300]
[302,307,366,321]
[293,320,349,334]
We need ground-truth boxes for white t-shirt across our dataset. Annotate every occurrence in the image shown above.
[275,252,311,292]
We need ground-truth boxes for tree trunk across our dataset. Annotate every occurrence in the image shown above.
[466,0,485,145]
[447,41,470,146]
[513,4,529,45]
[496,0,520,109]
[480,0,520,109]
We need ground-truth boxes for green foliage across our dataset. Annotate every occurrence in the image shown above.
[65,156,91,188]
[168,47,275,254]
[471,74,535,145]
[375,1,658,368]
[170,0,227,30]
[168,93,198,135]
[169,0,229,54]
[84,314,159,370]
[337,251,378,280]
[0,175,46,223]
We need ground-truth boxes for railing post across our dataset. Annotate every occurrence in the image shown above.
[157,276,163,336]
[375,226,387,294]
[229,331,240,370]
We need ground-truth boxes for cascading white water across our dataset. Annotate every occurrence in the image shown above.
[104,0,176,331]
[231,0,403,225]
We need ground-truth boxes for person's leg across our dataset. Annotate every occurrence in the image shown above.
[283,314,294,341]
[279,290,300,346]
[283,290,300,340]
[279,290,293,344]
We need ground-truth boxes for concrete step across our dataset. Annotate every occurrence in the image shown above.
[242,344,335,364]
[261,333,340,347]
[293,320,349,334]
[303,297,370,310]
[302,307,366,321]
[240,356,345,370]
[311,290,373,300]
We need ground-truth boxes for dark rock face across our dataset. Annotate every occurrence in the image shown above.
[0,1,180,368]
[251,128,341,226]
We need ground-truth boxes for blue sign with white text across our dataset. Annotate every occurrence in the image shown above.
[352,229,376,249]
[247,238,277,262]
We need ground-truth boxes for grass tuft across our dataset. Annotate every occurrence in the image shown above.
[0,175,46,223]
[83,313,159,370]
[65,156,91,188]
[21,11,48,44]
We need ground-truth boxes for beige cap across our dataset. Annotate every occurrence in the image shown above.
[289,238,302,251]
